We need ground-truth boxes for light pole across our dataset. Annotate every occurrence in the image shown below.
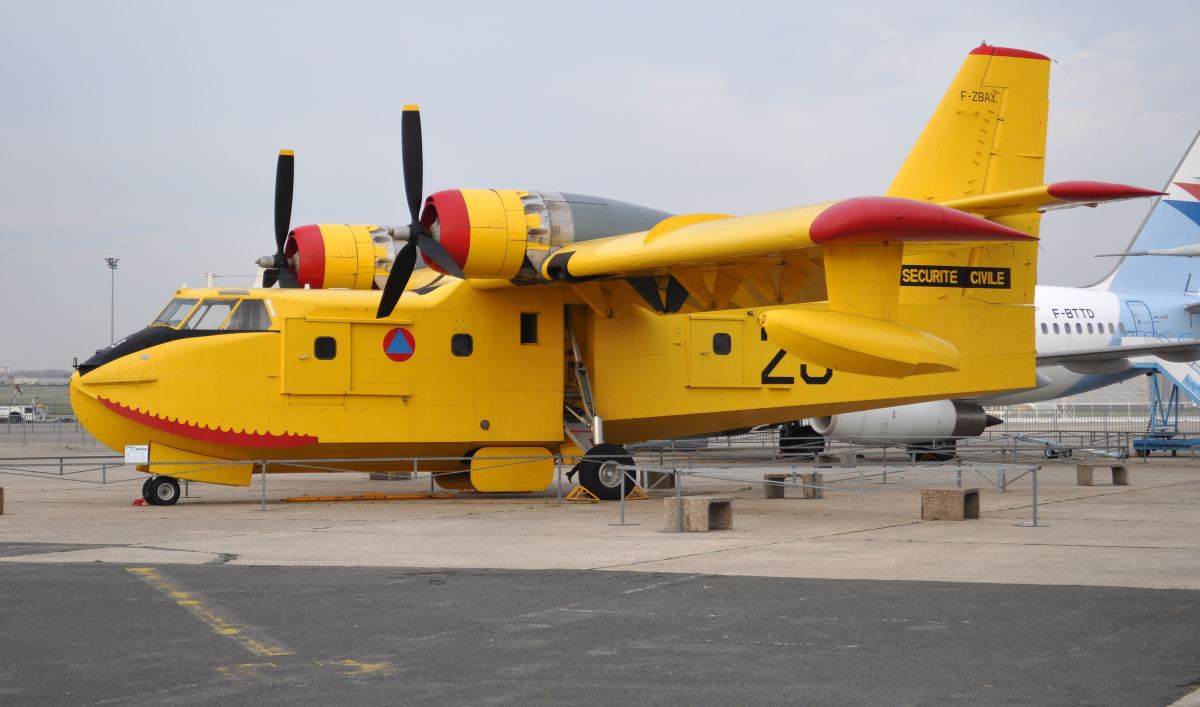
[105,257,119,344]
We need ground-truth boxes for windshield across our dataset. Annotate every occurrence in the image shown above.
[223,300,272,331]
[151,298,199,327]
[184,300,237,330]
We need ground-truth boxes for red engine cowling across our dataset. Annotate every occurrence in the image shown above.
[282,224,386,290]
[419,189,673,280]
[420,189,529,279]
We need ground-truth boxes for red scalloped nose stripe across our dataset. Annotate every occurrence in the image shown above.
[969,43,1050,61]
[423,190,470,272]
[810,196,1035,245]
[1046,181,1167,201]
[287,224,326,288]
[97,397,318,448]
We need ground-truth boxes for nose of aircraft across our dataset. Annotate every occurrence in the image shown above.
[77,327,226,376]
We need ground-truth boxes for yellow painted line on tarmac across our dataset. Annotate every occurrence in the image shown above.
[126,567,292,657]
[315,659,396,676]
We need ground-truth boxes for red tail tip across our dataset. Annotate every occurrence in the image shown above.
[970,43,1050,61]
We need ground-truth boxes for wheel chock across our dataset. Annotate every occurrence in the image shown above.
[565,486,601,502]
[624,485,650,501]
[565,485,649,503]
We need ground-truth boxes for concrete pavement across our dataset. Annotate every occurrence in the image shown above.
[0,446,1197,589]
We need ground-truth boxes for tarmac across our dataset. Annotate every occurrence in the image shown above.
[1,443,1198,705]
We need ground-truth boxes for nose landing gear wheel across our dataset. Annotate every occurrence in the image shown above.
[571,443,635,501]
[146,476,181,506]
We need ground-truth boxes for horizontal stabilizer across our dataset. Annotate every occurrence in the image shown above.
[938,181,1163,217]
[1097,244,1200,258]
[759,308,962,379]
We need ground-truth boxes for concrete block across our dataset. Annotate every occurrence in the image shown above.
[369,473,413,481]
[799,472,824,499]
[763,474,787,499]
[921,488,979,521]
[1076,464,1129,486]
[1080,463,1123,484]
[663,496,733,532]
[816,454,840,465]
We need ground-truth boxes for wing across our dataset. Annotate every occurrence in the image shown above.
[541,195,1033,314]
[541,195,1041,379]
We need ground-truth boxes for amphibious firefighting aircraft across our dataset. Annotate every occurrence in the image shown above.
[71,44,1160,504]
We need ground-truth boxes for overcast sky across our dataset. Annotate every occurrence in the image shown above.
[1,1,1197,369]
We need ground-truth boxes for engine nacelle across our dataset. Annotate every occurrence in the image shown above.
[284,224,386,290]
[423,189,672,280]
[811,400,998,443]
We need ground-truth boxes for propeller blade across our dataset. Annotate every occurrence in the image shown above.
[376,241,417,318]
[274,150,294,252]
[263,269,279,288]
[401,105,423,224]
[416,232,465,279]
[277,265,299,289]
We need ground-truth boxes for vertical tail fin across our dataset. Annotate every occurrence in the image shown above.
[1100,131,1200,292]
[890,44,1052,312]
[888,44,1051,224]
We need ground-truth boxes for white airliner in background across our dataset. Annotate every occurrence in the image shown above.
[810,131,1200,445]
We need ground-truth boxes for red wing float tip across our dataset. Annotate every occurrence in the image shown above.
[97,396,318,448]
[1046,181,1167,201]
[969,43,1050,61]
[810,196,1035,245]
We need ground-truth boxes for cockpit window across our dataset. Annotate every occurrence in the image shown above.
[152,298,199,327]
[223,300,272,331]
[184,300,237,330]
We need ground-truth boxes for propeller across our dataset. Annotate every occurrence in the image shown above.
[375,105,465,318]
[255,150,299,288]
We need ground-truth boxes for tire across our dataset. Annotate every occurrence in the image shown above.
[574,443,636,501]
[909,440,956,463]
[779,422,824,458]
[147,476,180,506]
[141,477,154,502]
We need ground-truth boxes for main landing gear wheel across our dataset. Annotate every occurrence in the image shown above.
[141,477,154,502]
[146,476,181,506]
[571,444,636,501]
[909,440,957,463]
[778,422,825,458]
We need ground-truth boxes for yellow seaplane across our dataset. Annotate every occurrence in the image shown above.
[71,44,1159,504]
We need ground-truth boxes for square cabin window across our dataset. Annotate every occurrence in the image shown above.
[314,336,337,360]
[452,333,473,357]
[520,312,538,344]
[712,332,732,355]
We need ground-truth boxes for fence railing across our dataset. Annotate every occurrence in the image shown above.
[0,420,100,447]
